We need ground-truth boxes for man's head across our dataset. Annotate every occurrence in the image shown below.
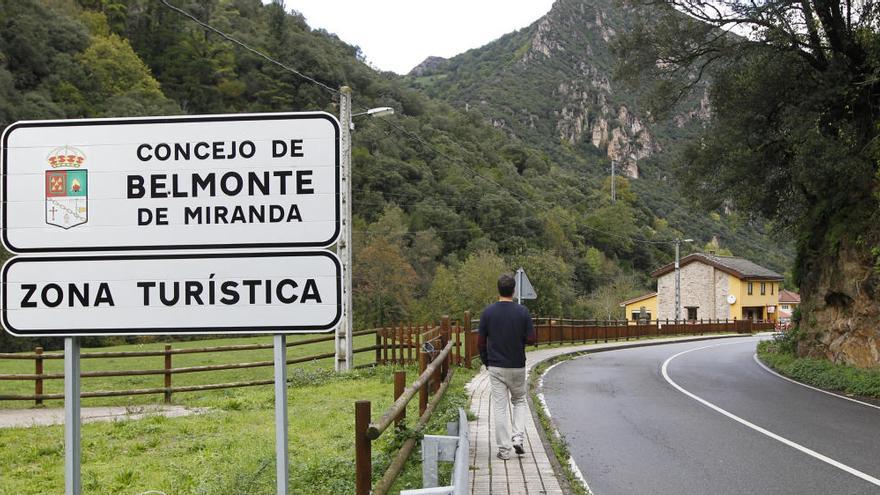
[497,273,516,299]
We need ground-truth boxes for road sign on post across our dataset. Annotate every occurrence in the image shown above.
[1,111,344,495]
[1,112,340,253]
[515,267,537,304]
[1,251,341,337]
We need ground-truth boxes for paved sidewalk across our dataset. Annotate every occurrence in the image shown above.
[466,333,751,494]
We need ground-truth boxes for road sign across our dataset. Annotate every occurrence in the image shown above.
[516,267,537,303]
[1,112,340,253]
[1,251,341,336]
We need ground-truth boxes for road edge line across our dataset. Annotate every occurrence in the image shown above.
[527,333,751,495]
[662,345,880,488]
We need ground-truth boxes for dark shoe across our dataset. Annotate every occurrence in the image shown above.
[513,443,525,455]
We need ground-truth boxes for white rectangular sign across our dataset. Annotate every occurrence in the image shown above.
[1,112,339,253]
[1,252,341,336]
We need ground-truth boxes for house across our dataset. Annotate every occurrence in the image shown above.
[620,292,658,323]
[777,289,801,323]
[619,253,784,323]
[651,253,783,322]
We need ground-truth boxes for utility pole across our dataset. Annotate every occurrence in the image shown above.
[674,239,681,322]
[611,160,616,203]
[673,238,694,322]
[336,86,354,372]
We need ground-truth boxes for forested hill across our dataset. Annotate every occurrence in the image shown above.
[0,0,790,349]
[407,0,793,263]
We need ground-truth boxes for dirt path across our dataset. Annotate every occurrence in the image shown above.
[0,405,208,428]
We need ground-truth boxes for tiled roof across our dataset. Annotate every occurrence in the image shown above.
[651,253,784,280]
[778,289,801,303]
[618,292,657,307]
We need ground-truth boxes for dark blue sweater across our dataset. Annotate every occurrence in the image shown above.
[478,301,536,368]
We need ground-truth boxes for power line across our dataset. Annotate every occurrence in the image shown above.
[160,0,676,249]
[159,0,340,96]
[380,117,676,246]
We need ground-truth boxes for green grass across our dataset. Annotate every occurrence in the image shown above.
[0,334,480,494]
[757,340,880,398]
[0,333,379,409]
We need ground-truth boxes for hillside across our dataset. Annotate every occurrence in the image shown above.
[0,0,790,351]
[407,0,791,272]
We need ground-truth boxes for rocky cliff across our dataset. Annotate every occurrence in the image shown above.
[409,0,705,179]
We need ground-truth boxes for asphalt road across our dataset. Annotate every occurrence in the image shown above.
[540,337,880,495]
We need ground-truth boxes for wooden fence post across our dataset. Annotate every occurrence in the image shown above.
[454,322,461,366]
[355,400,372,495]
[375,329,382,365]
[419,350,428,416]
[463,311,473,368]
[407,323,414,364]
[164,344,172,404]
[441,316,450,380]
[34,347,43,407]
[393,371,406,427]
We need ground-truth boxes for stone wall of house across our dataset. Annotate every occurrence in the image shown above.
[657,262,720,320]
[714,270,731,319]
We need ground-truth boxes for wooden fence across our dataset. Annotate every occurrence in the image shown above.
[0,315,771,405]
[0,329,382,404]
[355,317,457,495]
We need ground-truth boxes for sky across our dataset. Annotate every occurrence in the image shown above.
[286,0,557,74]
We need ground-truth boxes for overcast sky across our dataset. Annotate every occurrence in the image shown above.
[287,1,557,74]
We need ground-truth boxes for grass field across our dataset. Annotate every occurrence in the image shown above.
[0,334,478,494]
[0,333,381,409]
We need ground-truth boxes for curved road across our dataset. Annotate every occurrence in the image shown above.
[540,337,880,495]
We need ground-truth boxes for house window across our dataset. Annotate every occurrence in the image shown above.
[686,307,698,320]
[781,304,789,310]
[631,311,652,321]
[771,283,775,295]
[761,282,766,295]
[748,282,753,295]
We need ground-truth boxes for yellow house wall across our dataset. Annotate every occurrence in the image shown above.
[624,295,657,322]
[730,276,780,321]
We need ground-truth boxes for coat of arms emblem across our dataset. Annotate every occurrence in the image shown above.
[45,146,88,229]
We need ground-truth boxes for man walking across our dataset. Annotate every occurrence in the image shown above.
[478,273,537,460]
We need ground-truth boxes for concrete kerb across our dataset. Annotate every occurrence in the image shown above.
[525,333,756,495]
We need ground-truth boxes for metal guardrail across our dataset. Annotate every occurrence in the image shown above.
[401,407,470,495]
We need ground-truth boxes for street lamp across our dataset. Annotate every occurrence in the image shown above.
[352,106,395,118]
[336,87,395,372]
[674,238,694,322]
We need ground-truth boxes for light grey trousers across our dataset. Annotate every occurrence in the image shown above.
[488,366,527,452]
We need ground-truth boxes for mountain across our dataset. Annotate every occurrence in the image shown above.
[0,0,791,352]
[409,0,705,179]
[406,0,784,266]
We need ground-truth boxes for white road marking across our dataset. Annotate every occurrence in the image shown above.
[661,343,880,488]
[752,353,880,411]
[537,359,593,494]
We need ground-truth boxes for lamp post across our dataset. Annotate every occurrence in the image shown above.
[674,238,694,322]
[336,87,394,372]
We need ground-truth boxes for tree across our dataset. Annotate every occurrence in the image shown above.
[618,0,880,367]
[353,237,417,328]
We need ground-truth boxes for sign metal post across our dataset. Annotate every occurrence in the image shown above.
[64,337,81,495]
[274,334,289,495]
